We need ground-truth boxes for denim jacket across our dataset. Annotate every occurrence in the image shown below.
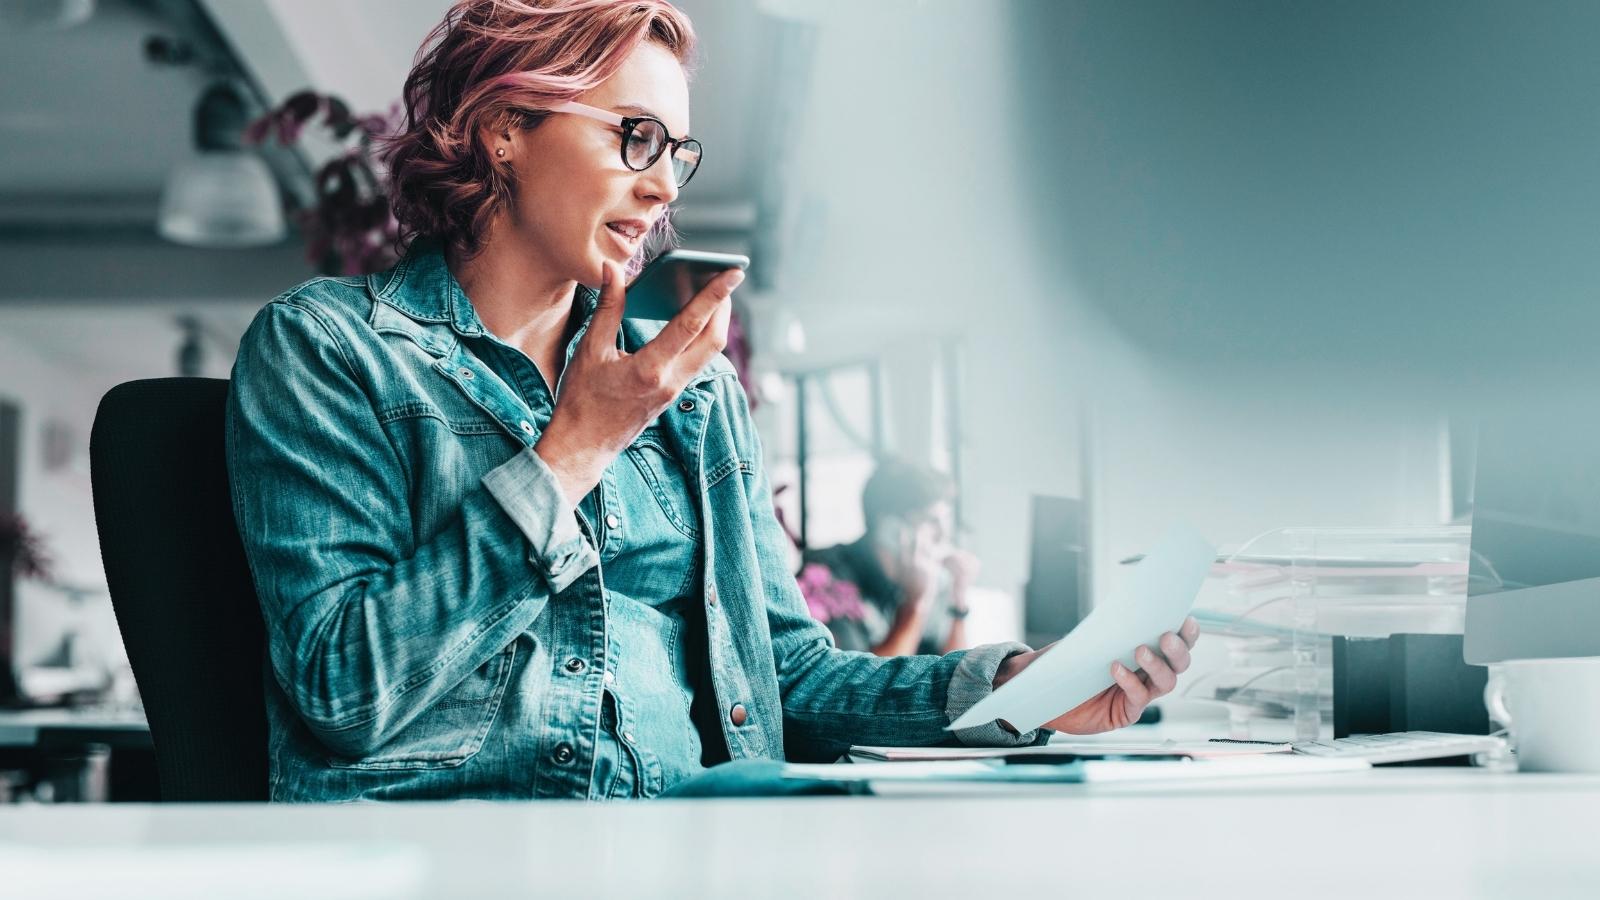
[225,241,1034,801]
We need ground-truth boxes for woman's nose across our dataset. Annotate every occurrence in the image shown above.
[637,153,679,205]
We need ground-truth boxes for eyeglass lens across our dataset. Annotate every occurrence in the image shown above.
[624,119,700,187]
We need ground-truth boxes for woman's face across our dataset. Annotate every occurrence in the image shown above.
[497,40,689,288]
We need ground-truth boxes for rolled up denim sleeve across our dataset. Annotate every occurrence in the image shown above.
[945,641,1047,747]
[227,296,561,759]
[480,447,598,593]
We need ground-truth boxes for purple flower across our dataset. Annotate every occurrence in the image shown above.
[796,563,866,623]
[242,115,274,147]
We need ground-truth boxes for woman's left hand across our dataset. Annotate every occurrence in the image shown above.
[991,616,1201,735]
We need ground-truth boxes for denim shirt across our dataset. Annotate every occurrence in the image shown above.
[583,445,705,799]
[225,240,1036,802]
[478,322,706,800]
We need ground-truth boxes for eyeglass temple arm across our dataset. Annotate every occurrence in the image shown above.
[552,100,623,127]
[552,100,697,166]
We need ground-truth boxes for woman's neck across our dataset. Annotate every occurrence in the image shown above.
[447,230,585,389]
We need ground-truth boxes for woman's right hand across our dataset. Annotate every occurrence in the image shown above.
[535,260,744,506]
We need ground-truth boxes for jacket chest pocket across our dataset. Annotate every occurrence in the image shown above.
[624,430,700,539]
[380,406,524,543]
[327,642,518,771]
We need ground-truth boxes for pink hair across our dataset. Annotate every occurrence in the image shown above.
[380,0,697,274]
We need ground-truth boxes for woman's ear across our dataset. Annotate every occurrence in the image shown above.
[478,122,515,163]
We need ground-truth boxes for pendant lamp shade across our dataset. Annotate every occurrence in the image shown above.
[157,81,286,248]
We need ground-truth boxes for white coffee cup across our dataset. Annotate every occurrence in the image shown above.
[1484,657,1600,773]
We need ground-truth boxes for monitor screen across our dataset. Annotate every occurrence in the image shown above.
[1470,412,1600,592]
[1023,494,1090,647]
[1465,410,1600,663]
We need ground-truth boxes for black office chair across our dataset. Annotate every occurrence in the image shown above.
[90,377,268,801]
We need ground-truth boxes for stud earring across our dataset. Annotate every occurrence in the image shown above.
[496,148,506,158]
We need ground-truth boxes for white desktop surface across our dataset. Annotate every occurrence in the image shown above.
[2,768,1598,899]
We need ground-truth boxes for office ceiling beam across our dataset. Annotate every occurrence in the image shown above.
[0,236,309,306]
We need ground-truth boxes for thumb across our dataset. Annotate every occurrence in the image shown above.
[586,261,627,348]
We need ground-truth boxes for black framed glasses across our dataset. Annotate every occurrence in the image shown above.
[551,100,702,188]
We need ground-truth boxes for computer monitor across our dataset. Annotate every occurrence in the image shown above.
[1023,494,1090,647]
[1464,410,1600,664]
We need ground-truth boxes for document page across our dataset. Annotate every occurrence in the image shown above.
[849,740,1291,762]
[949,523,1216,734]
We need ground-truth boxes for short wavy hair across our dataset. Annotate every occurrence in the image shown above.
[381,0,697,268]
[862,457,957,533]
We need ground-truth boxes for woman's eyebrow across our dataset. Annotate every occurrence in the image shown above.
[613,101,689,136]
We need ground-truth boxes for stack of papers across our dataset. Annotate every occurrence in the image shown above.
[785,755,1369,790]
[849,739,1292,762]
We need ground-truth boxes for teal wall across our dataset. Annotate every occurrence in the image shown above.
[1010,0,1600,394]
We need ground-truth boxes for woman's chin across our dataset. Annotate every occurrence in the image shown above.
[590,246,635,284]
[583,262,613,290]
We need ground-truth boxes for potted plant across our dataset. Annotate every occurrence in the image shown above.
[0,512,55,585]
[245,91,404,277]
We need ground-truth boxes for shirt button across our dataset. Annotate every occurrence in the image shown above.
[678,399,695,412]
[603,670,615,685]
[564,657,586,674]
[623,731,635,744]
[551,743,575,765]
[519,420,534,434]
[707,585,718,606]
[729,704,748,727]
[605,513,620,529]
[458,367,474,380]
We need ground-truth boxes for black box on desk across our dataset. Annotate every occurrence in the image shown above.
[1332,633,1489,738]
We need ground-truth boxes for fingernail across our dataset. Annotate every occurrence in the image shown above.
[726,269,745,289]
[1137,646,1153,663]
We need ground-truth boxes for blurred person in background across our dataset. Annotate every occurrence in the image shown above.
[803,458,981,656]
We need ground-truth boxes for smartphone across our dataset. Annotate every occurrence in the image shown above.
[624,249,751,321]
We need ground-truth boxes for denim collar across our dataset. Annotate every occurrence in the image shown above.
[366,237,732,380]
[365,238,600,341]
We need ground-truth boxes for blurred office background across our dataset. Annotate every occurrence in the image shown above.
[2,0,1598,797]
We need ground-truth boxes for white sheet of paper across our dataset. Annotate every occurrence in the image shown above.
[949,522,1216,734]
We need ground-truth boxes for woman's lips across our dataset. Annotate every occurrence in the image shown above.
[604,221,643,252]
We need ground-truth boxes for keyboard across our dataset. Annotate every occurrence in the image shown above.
[1292,731,1506,765]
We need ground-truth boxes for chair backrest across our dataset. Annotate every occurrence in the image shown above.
[90,377,268,801]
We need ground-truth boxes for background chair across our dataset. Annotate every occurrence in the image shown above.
[90,377,267,801]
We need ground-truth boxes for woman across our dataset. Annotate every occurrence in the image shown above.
[226,0,1199,802]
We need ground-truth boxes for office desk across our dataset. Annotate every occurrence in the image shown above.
[0,706,150,749]
[0,707,152,802]
[2,768,1597,899]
